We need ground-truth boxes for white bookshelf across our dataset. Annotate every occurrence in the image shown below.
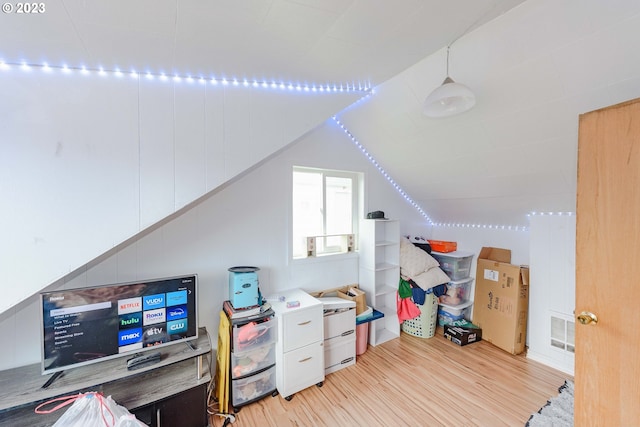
[358,219,400,346]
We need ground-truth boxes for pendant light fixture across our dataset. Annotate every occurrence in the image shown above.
[423,46,476,118]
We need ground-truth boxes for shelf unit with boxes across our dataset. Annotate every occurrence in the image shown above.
[358,218,400,346]
[430,251,475,326]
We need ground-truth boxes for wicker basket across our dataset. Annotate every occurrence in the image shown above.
[402,292,438,338]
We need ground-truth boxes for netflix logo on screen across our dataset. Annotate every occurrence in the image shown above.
[118,297,142,315]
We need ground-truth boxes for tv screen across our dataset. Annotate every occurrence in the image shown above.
[40,274,198,374]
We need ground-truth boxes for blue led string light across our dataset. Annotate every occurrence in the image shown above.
[5,59,564,232]
[528,211,574,217]
[430,222,529,232]
[332,116,435,225]
[0,60,372,94]
[333,116,545,232]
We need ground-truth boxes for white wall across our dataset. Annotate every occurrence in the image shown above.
[528,214,576,374]
[0,119,427,370]
[0,68,361,315]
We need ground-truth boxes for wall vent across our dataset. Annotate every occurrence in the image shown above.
[550,313,575,353]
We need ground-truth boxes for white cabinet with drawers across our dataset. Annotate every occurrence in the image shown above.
[320,297,356,375]
[270,288,325,401]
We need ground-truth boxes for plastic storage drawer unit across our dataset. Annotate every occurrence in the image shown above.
[231,342,276,379]
[232,316,277,352]
[438,277,474,306]
[231,365,276,407]
[432,251,474,281]
[437,300,473,326]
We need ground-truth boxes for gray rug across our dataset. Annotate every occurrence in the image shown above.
[525,380,573,427]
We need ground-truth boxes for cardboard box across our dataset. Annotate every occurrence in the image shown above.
[337,286,367,315]
[443,324,482,346]
[472,247,530,355]
[308,284,367,315]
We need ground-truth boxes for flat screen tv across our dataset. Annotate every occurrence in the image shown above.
[40,274,198,375]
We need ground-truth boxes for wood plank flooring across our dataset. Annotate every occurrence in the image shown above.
[210,330,571,427]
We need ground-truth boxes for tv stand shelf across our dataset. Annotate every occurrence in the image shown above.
[0,327,212,427]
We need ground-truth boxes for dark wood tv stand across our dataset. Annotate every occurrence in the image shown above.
[0,327,212,427]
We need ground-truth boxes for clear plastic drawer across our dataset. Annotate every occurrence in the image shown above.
[231,342,276,379]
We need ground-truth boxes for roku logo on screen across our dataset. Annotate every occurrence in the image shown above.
[143,308,166,326]
[143,293,166,310]
[118,297,142,315]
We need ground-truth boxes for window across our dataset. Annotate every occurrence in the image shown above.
[292,167,359,259]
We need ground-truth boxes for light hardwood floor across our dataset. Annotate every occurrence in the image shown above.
[210,330,571,427]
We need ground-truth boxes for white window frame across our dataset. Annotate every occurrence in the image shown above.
[291,166,360,260]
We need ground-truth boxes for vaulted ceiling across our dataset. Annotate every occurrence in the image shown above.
[3,0,524,87]
[4,0,640,229]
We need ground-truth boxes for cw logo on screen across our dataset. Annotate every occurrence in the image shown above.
[167,319,187,335]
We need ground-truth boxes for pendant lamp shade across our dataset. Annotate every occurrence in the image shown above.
[423,47,475,118]
[423,77,476,117]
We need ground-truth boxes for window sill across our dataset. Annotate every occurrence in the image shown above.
[291,251,358,265]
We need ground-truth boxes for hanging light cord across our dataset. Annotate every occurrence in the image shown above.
[447,0,508,47]
[446,46,450,76]
[443,0,508,78]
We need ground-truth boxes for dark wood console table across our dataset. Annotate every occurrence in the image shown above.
[0,327,212,427]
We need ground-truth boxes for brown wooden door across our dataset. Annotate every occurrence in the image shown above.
[576,98,640,426]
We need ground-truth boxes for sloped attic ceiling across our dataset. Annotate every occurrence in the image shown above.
[2,0,533,315]
[338,0,640,228]
[3,0,640,235]
[1,0,524,87]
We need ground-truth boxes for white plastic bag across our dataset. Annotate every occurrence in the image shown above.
[35,392,146,427]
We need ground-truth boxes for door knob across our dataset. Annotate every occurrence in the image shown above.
[577,311,598,325]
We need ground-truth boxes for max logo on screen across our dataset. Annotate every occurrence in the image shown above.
[119,328,143,346]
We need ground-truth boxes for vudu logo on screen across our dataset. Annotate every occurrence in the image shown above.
[143,293,166,310]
